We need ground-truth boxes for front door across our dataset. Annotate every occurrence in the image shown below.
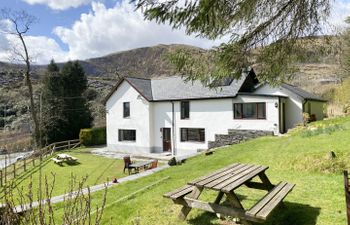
[279,102,286,134]
[162,128,171,152]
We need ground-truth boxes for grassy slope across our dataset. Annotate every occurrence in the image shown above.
[6,148,125,200]
[50,116,350,225]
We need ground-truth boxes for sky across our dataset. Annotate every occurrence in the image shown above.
[0,0,349,65]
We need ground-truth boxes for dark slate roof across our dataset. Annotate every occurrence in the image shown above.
[124,77,153,100]
[104,71,325,104]
[149,75,247,101]
[281,83,326,102]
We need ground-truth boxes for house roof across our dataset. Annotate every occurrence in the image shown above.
[281,83,326,102]
[150,75,247,101]
[125,77,153,100]
[103,71,326,104]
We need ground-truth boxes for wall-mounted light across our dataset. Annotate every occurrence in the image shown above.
[275,102,278,108]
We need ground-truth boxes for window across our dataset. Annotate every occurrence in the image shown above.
[234,103,266,119]
[180,128,205,142]
[180,101,190,119]
[118,129,136,141]
[123,102,130,118]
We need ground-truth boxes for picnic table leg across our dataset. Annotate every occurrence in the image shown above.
[214,192,225,219]
[179,186,203,220]
[214,192,224,204]
[225,191,252,225]
[258,172,274,191]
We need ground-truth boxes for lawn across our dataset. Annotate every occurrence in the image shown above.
[14,116,350,224]
[3,148,125,200]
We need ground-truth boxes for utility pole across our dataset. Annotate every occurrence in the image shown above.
[3,104,6,133]
[39,92,42,148]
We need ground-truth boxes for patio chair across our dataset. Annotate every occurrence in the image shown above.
[149,159,158,169]
[123,156,133,174]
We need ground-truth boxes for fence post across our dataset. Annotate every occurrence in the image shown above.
[0,170,2,186]
[68,140,71,149]
[13,163,16,178]
[344,171,350,225]
[4,166,6,184]
[33,158,35,167]
[24,158,26,171]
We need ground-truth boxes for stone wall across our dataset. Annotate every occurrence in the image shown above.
[208,129,273,149]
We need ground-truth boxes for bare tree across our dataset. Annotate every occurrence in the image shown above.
[0,9,40,147]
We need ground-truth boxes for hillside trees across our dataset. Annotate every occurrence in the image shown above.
[133,0,331,83]
[41,60,65,145]
[61,61,93,140]
[0,9,40,146]
[41,60,92,144]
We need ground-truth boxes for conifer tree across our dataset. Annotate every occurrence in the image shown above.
[41,59,66,144]
[61,61,93,140]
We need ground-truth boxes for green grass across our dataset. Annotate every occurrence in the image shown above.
[14,116,350,224]
[46,116,350,224]
[3,148,125,200]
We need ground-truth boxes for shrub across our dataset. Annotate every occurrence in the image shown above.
[79,127,106,146]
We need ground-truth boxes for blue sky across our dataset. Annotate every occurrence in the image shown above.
[0,0,349,64]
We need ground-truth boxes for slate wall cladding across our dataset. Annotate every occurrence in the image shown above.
[208,129,273,149]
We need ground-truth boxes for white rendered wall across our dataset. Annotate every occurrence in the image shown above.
[151,96,279,156]
[253,85,304,131]
[106,81,151,154]
[105,81,318,156]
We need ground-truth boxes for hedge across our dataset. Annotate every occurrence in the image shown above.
[79,127,106,146]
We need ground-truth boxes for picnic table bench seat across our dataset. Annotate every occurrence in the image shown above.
[164,185,194,200]
[246,181,295,220]
[52,158,63,165]
[69,156,78,161]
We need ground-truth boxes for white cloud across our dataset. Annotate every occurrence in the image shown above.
[328,0,350,31]
[53,1,224,60]
[0,30,67,64]
[22,0,93,10]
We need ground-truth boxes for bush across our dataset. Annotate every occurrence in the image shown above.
[79,127,106,146]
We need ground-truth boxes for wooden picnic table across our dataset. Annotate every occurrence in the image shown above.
[53,154,78,165]
[164,163,294,225]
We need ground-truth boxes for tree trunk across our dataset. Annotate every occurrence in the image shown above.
[18,32,40,148]
[25,70,40,147]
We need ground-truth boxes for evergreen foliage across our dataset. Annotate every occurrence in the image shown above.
[41,59,66,145]
[41,60,92,145]
[61,61,93,140]
[133,0,331,83]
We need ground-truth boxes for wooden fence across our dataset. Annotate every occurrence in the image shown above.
[344,170,350,225]
[0,139,80,186]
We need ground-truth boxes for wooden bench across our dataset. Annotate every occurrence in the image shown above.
[246,181,295,221]
[52,158,63,166]
[164,185,194,201]
[69,156,78,162]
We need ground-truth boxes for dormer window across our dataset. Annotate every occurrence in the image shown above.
[181,101,190,119]
[123,102,130,118]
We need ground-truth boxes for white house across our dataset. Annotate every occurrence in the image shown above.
[104,70,326,156]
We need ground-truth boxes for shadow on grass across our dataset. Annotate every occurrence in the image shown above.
[187,202,320,225]
[65,161,81,166]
